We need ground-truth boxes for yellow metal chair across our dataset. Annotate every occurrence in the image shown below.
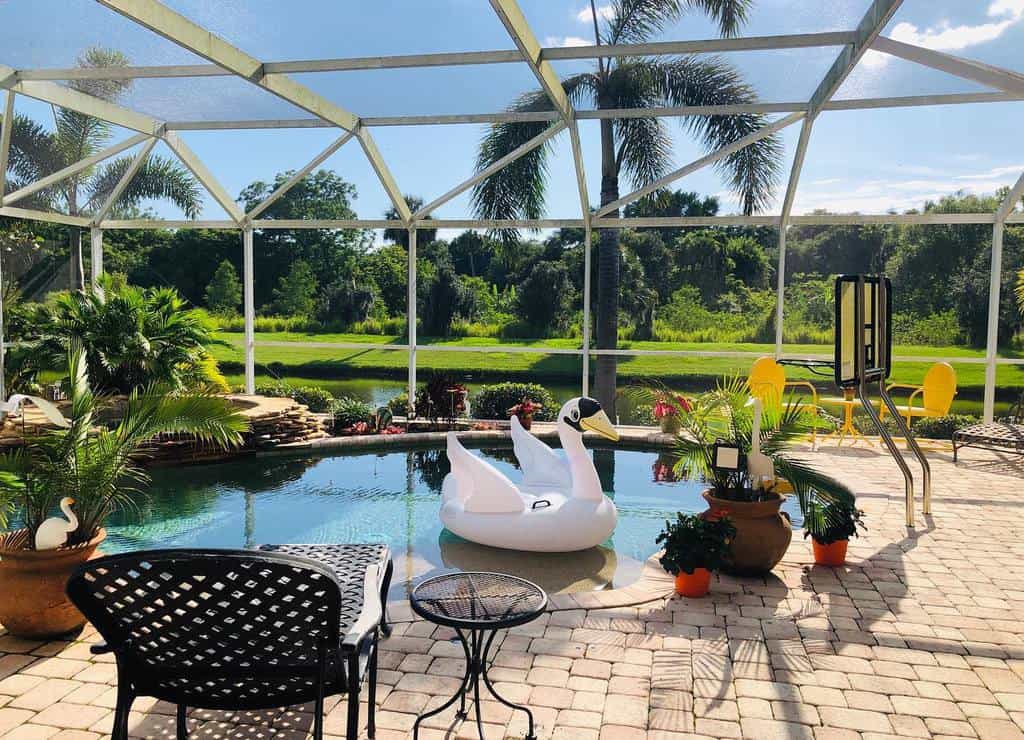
[879,362,957,428]
[748,357,821,446]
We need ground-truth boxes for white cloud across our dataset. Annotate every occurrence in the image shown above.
[544,35,591,48]
[576,4,614,23]
[862,0,1024,68]
[792,163,1023,214]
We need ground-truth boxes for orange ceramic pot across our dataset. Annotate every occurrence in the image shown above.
[0,528,106,638]
[703,491,792,576]
[674,568,712,598]
[812,538,848,567]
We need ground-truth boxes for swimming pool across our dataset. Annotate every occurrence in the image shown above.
[105,446,802,597]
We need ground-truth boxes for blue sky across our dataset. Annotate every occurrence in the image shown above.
[2,0,1023,227]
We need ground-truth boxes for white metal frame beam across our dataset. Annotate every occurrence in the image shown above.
[95,0,411,221]
[488,0,593,393]
[872,36,1024,97]
[12,31,858,81]
[8,211,1000,231]
[983,172,1024,421]
[774,0,904,353]
[1,132,150,206]
[0,65,163,135]
[163,131,244,223]
[157,92,1022,130]
[245,130,357,222]
[90,137,157,225]
[412,121,566,220]
[0,91,14,202]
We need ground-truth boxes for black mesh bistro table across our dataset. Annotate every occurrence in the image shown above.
[410,572,547,740]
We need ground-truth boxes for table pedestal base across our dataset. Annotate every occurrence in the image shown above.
[413,627,535,740]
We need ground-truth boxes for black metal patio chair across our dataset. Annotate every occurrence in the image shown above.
[66,548,383,740]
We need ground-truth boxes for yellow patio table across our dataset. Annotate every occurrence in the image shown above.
[819,387,873,447]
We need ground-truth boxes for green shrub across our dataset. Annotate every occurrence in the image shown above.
[331,396,374,432]
[253,380,293,398]
[252,381,334,412]
[291,386,334,413]
[388,392,411,416]
[912,414,979,440]
[852,413,978,440]
[473,383,556,422]
[892,310,963,346]
[20,277,227,394]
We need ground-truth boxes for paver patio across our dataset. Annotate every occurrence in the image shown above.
[1,443,1023,739]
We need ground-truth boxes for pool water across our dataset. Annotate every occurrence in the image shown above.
[105,446,803,597]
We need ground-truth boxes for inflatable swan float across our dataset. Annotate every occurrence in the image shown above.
[441,397,619,552]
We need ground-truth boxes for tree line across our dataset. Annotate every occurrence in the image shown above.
[2,175,1021,353]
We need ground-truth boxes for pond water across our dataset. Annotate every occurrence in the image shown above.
[105,446,803,598]
[224,374,1003,425]
[224,375,669,425]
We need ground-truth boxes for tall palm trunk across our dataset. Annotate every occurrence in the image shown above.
[69,228,85,291]
[594,118,619,415]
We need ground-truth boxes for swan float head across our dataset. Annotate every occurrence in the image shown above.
[558,397,619,442]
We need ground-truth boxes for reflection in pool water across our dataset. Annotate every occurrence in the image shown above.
[106,447,802,597]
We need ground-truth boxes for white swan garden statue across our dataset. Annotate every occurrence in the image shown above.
[34,497,78,550]
[441,397,620,552]
[745,396,775,490]
[0,394,70,428]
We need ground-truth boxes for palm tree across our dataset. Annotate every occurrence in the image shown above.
[3,48,201,289]
[384,195,436,247]
[472,0,783,413]
[20,275,228,395]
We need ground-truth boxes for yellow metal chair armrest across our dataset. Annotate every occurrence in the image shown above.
[784,380,819,406]
[885,383,923,393]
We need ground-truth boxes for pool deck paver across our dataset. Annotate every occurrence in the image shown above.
[1,443,1024,738]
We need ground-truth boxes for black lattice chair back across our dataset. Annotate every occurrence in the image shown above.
[67,549,343,710]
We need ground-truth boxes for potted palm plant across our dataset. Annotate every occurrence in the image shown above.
[804,498,865,566]
[0,345,246,638]
[631,378,856,575]
[657,512,736,597]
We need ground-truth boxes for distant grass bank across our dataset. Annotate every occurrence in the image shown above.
[211,331,1024,402]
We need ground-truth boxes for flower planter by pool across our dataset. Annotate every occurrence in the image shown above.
[703,491,792,576]
[0,528,106,638]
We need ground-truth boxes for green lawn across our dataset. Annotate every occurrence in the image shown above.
[212,331,1024,400]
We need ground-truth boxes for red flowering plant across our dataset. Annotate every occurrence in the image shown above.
[508,398,543,419]
[651,392,691,433]
[652,454,679,483]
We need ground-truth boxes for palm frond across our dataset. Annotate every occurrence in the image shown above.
[602,63,673,188]
[682,0,753,37]
[607,0,684,44]
[88,154,202,218]
[8,114,61,186]
[654,56,783,214]
[472,74,597,245]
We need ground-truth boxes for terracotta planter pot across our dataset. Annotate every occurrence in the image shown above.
[0,528,106,639]
[517,414,534,430]
[812,538,848,567]
[674,568,711,598]
[703,491,791,576]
